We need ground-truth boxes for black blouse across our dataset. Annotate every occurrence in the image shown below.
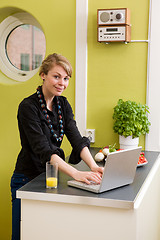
[14,90,90,179]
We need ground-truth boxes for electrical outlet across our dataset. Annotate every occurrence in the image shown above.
[85,129,95,143]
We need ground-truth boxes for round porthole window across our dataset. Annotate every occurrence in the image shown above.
[0,12,46,82]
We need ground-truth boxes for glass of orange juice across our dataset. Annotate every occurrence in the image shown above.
[46,162,58,189]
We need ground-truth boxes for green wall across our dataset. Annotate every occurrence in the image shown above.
[87,0,149,148]
[0,0,149,239]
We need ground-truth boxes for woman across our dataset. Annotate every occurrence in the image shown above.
[11,53,103,240]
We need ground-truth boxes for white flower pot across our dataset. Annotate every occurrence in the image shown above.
[119,135,139,149]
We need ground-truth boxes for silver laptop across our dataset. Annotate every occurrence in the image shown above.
[67,147,142,193]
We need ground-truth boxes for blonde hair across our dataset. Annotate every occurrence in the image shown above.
[39,53,72,77]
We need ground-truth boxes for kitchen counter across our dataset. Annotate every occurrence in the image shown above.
[17,149,160,240]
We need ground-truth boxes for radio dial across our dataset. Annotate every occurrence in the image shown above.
[116,13,123,20]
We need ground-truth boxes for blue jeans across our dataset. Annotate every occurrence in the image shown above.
[10,173,30,240]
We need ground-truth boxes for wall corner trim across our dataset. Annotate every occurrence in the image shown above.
[75,0,88,136]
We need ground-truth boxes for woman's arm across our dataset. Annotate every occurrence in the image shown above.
[50,154,102,184]
[80,147,104,175]
[62,98,95,165]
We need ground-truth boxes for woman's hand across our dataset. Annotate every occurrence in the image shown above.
[73,170,102,185]
[91,165,104,177]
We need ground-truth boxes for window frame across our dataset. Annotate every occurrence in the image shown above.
[0,12,46,82]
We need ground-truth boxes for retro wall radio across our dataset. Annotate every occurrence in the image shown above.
[97,8,131,43]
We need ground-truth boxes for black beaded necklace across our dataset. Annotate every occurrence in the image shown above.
[36,86,64,142]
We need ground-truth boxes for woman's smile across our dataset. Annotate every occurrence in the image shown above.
[55,86,64,92]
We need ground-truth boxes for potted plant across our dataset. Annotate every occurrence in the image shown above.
[112,99,151,149]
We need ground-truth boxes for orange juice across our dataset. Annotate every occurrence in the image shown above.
[46,177,57,188]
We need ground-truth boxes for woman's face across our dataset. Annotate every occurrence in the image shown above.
[41,64,70,97]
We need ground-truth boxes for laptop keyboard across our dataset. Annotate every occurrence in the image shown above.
[70,180,100,191]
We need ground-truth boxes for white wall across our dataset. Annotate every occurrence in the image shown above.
[146,0,160,151]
